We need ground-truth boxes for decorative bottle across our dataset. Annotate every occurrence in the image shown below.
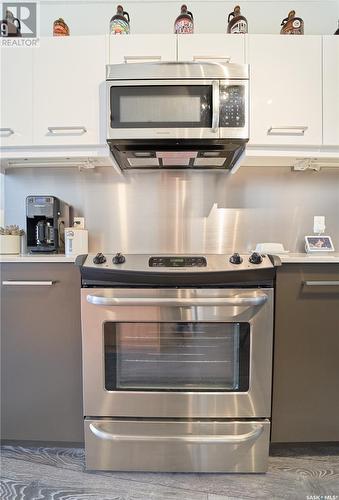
[174,5,194,34]
[110,5,130,35]
[53,18,70,36]
[227,6,248,34]
[280,10,304,35]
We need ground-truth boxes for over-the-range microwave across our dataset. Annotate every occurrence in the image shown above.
[106,62,249,171]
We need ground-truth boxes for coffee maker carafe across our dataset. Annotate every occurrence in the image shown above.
[26,196,71,253]
[36,220,55,247]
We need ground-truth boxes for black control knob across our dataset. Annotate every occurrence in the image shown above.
[249,252,263,265]
[229,253,243,265]
[113,252,126,265]
[93,252,106,264]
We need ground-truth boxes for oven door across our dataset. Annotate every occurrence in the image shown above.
[107,79,221,140]
[81,288,273,418]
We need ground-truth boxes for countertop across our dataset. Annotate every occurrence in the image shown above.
[0,254,76,263]
[1,253,339,264]
[278,253,339,263]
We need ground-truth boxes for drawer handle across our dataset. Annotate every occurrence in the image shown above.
[303,280,339,286]
[2,280,54,286]
[267,126,308,136]
[47,126,87,135]
[0,128,14,136]
[89,423,264,445]
[86,294,268,307]
[193,55,231,63]
[124,55,162,63]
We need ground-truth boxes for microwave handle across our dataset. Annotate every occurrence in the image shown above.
[211,80,220,133]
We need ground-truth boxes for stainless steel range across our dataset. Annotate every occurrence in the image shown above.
[76,252,280,473]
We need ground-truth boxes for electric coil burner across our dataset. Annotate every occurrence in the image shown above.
[76,252,280,473]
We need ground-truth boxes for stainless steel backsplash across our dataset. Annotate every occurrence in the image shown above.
[4,167,339,253]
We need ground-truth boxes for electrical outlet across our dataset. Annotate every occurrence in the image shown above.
[74,217,85,229]
[313,216,325,234]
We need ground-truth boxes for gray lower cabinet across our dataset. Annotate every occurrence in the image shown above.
[1,263,83,443]
[272,263,339,443]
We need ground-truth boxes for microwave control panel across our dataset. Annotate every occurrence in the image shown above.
[219,85,245,128]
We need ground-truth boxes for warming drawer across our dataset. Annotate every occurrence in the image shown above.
[85,418,270,472]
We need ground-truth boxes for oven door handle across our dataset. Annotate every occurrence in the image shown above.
[86,294,268,307]
[89,422,264,444]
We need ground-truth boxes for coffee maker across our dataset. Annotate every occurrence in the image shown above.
[26,196,72,253]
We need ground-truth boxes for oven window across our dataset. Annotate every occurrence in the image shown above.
[104,322,250,392]
[110,85,212,128]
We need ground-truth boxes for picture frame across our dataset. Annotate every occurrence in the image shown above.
[304,235,335,253]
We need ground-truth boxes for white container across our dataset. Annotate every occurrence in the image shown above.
[64,228,88,257]
[254,243,289,254]
[0,235,20,254]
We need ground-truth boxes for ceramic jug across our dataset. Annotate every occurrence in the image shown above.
[110,5,130,35]
[0,9,22,37]
[174,5,194,34]
[227,5,248,34]
[280,10,304,35]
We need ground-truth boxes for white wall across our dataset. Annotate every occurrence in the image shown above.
[38,0,339,36]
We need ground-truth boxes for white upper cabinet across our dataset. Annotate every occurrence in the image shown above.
[0,47,33,147]
[109,35,177,64]
[247,35,322,146]
[177,34,245,64]
[323,36,339,146]
[32,36,107,146]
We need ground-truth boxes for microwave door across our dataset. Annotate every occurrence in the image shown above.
[107,80,221,140]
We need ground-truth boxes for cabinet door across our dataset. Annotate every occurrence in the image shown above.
[323,36,339,146]
[33,36,107,146]
[109,34,177,64]
[248,35,322,146]
[0,47,33,147]
[178,34,245,63]
[272,264,339,443]
[0,263,83,443]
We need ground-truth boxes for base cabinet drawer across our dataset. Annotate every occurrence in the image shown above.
[0,263,83,443]
[272,264,339,442]
[85,419,270,472]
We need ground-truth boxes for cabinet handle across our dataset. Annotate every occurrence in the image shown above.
[124,55,162,63]
[0,128,14,136]
[47,126,87,135]
[267,126,308,136]
[193,55,231,63]
[303,280,339,287]
[2,280,54,286]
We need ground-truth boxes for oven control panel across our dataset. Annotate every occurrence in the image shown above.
[81,253,278,274]
[149,256,207,267]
